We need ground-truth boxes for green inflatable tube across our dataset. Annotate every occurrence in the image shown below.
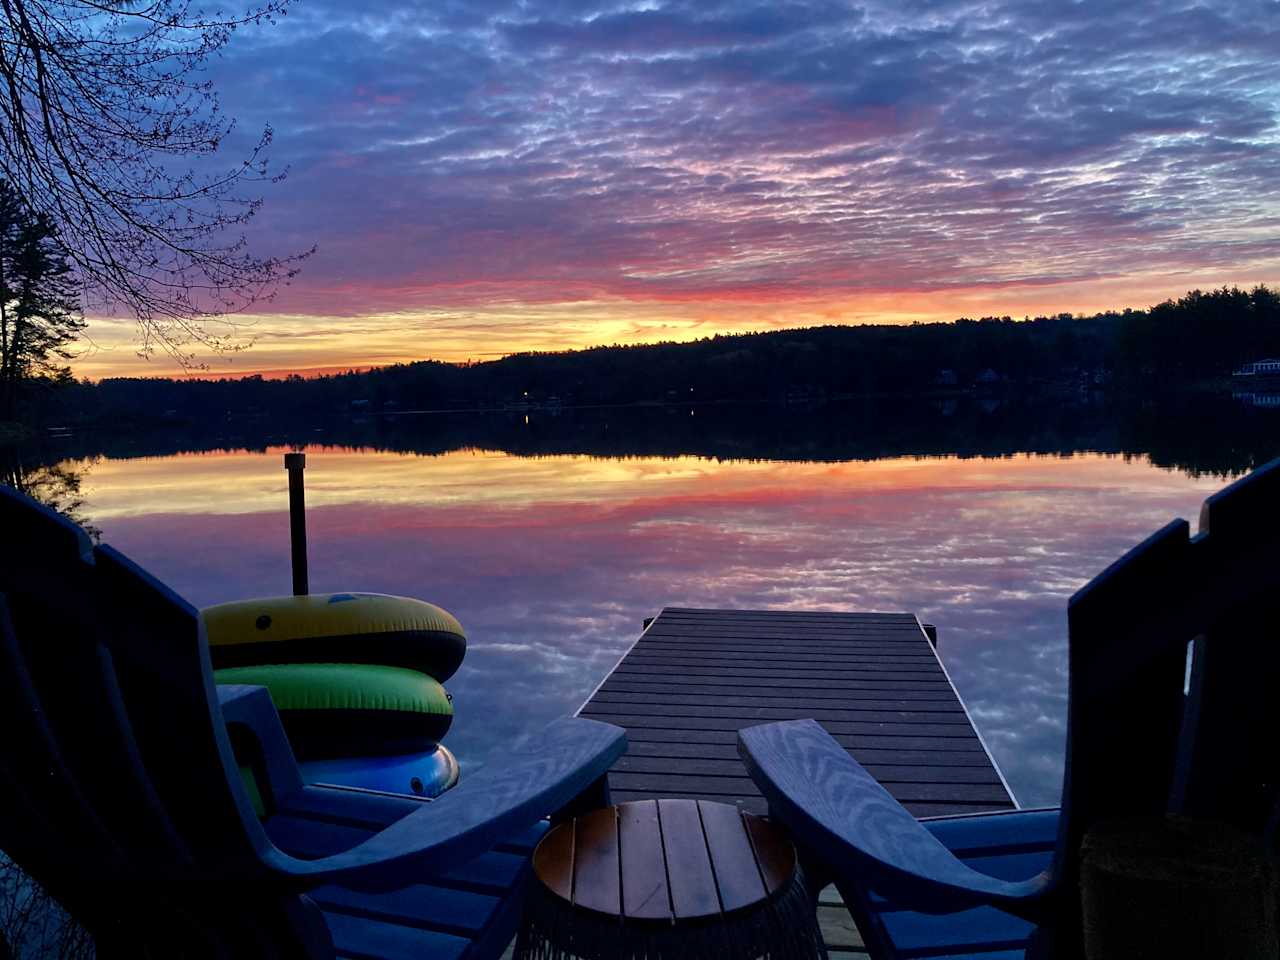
[214,662,454,760]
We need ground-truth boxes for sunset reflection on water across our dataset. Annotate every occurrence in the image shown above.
[70,446,1224,807]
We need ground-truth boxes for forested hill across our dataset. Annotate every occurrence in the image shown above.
[63,285,1280,421]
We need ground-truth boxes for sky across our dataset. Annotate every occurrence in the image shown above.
[76,0,1280,379]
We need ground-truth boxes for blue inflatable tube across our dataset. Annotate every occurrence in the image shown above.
[301,744,461,798]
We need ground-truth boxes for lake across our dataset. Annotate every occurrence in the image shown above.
[7,397,1277,808]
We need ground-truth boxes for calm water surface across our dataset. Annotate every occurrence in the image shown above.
[47,442,1235,808]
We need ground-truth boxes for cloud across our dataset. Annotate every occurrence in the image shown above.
[82,0,1280,374]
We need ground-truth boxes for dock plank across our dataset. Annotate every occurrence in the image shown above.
[623,741,998,766]
[618,645,942,661]
[622,727,987,752]
[600,675,954,692]
[634,651,943,663]
[579,608,1014,818]
[583,714,979,737]
[591,691,966,711]
[614,756,1004,784]
[584,702,971,722]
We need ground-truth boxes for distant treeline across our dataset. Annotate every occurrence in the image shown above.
[33,285,1280,424]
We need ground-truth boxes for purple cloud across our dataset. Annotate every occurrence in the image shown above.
[120,1,1279,332]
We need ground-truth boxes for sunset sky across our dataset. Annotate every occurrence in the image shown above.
[76,0,1280,379]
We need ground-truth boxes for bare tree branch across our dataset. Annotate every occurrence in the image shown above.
[0,0,310,368]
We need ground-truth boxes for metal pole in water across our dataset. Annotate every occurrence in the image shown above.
[284,451,309,596]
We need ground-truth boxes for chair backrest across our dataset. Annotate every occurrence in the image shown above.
[90,544,273,871]
[0,485,154,940]
[1052,457,1280,933]
[1174,461,1280,830]
[0,485,313,955]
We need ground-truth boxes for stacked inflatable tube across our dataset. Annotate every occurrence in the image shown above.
[204,592,465,797]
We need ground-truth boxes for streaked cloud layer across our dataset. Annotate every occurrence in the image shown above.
[80,1,1280,376]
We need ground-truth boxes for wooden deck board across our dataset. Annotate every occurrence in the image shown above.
[579,607,1015,817]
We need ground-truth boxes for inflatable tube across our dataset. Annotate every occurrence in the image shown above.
[213,662,453,759]
[302,745,460,798]
[203,593,466,683]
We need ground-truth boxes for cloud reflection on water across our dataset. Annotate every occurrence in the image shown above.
[79,448,1223,807]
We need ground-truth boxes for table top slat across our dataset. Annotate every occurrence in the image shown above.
[531,818,575,902]
[571,806,621,916]
[744,813,792,895]
[618,799,673,920]
[697,800,768,912]
[658,799,722,919]
[522,801,824,960]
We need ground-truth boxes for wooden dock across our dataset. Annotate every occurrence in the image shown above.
[577,607,1015,818]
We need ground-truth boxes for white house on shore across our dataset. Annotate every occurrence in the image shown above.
[1233,358,1280,377]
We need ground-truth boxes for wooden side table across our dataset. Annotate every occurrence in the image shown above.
[514,799,827,960]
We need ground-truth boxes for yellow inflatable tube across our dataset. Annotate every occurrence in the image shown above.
[203,592,466,683]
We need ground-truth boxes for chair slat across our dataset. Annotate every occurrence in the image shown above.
[324,910,471,960]
[1198,455,1280,547]
[1173,458,1280,831]
[311,884,501,937]
[1060,520,1192,835]
[92,546,272,867]
[871,903,1035,956]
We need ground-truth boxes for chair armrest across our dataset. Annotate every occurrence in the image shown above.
[216,685,305,802]
[264,716,626,891]
[738,719,1051,918]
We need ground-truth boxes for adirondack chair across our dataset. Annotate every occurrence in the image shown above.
[0,484,626,959]
[739,457,1280,959]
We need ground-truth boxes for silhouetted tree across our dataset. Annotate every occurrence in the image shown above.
[0,180,85,419]
[0,0,308,366]
[36,283,1280,428]
[1113,286,1280,385]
